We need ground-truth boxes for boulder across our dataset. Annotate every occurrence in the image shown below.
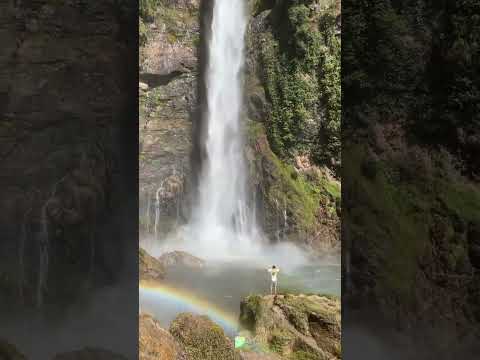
[139,313,187,360]
[240,294,341,359]
[140,248,166,281]
[169,313,239,360]
[158,251,205,269]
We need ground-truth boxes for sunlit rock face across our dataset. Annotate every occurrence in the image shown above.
[0,1,137,308]
[139,1,200,238]
[140,249,166,281]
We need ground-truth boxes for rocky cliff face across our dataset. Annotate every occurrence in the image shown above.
[0,0,137,308]
[139,1,200,237]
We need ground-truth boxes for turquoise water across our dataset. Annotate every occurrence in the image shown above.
[139,259,340,336]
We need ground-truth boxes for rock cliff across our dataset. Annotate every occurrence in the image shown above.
[139,0,201,237]
[240,294,341,359]
[244,0,341,252]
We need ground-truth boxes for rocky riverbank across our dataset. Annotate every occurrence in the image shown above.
[139,292,340,360]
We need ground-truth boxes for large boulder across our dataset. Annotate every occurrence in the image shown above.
[139,313,187,360]
[158,251,205,269]
[240,294,341,360]
[169,313,239,360]
[139,248,166,281]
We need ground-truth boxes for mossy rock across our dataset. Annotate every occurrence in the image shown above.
[240,295,340,359]
[170,313,240,360]
[245,121,340,248]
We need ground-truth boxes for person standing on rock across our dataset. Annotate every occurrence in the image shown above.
[268,265,280,295]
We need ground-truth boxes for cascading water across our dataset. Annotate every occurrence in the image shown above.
[150,0,312,268]
[154,186,162,240]
[146,191,152,233]
[37,202,49,307]
[188,0,259,258]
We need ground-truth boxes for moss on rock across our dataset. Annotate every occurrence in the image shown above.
[246,121,340,250]
[170,313,240,360]
[239,294,340,359]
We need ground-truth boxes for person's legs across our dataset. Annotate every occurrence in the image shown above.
[270,281,273,295]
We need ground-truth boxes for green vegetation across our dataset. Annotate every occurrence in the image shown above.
[139,0,199,47]
[269,328,293,353]
[290,351,322,360]
[239,295,263,330]
[170,313,237,360]
[345,142,480,301]
[247,122,339,236]
[260,0,340,171]
[139,0,160,21]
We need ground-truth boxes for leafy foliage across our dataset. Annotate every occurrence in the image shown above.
[260,0,341,171]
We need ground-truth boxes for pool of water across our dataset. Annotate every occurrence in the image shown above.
[139,258,340,336]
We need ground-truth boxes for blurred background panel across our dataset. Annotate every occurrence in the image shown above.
[0,1,138,358]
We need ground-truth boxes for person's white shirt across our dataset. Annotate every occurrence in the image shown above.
[268,267,280,282]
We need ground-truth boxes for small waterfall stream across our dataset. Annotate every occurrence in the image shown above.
[37,202,50,307]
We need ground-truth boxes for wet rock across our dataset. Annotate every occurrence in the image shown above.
[240,294,341,359]
[139,313,187,360]
[139,1,199,233]
[158,251,205,269]
[140,248,166,281]
[170,313,239,360]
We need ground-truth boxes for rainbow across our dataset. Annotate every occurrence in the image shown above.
[139,280,240,334]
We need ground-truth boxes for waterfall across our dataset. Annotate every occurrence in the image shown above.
[18,206,31,304]
[154,187,161,240]
[189,0,257,258]
[37,202,49,307]
[146,191,152,233]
